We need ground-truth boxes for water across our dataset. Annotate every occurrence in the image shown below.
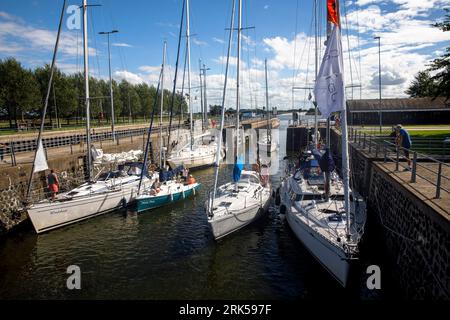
[0,114,396,299]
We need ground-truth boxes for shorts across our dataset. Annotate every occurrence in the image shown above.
[49,184,59,193]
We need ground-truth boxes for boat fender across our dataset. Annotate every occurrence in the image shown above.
[280,205,286,214]
[192,186,196,196]
[120,197,127,208]
[182,189,186,198]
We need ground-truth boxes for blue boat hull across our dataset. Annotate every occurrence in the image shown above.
[136,184,201,212]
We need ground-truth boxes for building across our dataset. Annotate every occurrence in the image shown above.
[347,97,450,125]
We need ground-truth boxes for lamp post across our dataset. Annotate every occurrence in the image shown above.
[374,36,382,134]
[99,29,119,141]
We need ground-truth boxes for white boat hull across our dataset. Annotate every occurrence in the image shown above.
[27,184,139,234]
[167,152,216,170]
[285,208,350,286]
[208,200,270,240]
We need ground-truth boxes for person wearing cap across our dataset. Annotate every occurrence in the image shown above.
[395,124,412,171]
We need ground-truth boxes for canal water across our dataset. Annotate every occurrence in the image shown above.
[0,114,398,299]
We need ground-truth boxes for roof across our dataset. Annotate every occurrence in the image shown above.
[347,97,450,113]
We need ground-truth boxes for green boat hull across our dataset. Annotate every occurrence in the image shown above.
[136,184,201,212]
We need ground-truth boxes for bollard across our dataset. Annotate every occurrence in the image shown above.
[435,163,442,199]
[411,152,417,183]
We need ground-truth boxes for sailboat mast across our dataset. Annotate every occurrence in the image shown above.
[210,0,236,215]
[264,58,270,141]
[199,59,204,132]
[235,0,242,162]
[314,0,319,148]
[186,0,193,150]
[83,0,92,182]
[26,0,66,201]
[159,41,166,168]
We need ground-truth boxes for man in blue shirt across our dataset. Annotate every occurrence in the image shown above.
[395,124,412,171]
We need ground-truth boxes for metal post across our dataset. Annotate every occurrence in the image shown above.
[368,134,372,153]
[363,133,366,149]
[375,141,379,158]
[374,36,382,134]
[384,142,387,163]
[411,152,417,183]
[396,147,399,171]
[435,162,442,199]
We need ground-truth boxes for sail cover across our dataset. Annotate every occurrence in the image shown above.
[232,155,244,183]
[313,24,345,118]
[33,140,49,173]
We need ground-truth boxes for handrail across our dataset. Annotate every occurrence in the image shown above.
[349,127,449,199]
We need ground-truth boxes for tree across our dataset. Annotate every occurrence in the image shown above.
[209,105,222,116]
[405,71,438,97]
[428,8,450,101]
[0,58,41,129]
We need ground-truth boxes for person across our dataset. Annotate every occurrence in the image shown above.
[150,178,161,195]
[187,174,196,185]
[182,167,189,182]
[47,169,60,201]
[395,124,412,171]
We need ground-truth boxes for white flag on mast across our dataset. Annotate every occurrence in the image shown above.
[33,139,49,173]
[313,24,345,118]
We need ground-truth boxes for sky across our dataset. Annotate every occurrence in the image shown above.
[0,0,449,112]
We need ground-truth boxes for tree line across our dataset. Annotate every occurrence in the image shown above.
[406,8,449,101]
[0,57,187,129]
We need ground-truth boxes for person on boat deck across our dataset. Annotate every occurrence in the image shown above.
[395,124,412,171]
[187,174,196,185]
[150,179,161,195]
[47,169,60,201]
[182,167,189,182]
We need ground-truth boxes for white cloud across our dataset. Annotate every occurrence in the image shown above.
[264,5,269,10]
[112,42,133,48]
[212,37,225,44]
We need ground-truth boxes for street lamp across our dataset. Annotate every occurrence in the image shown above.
[374,36,382,134]
[99,29,119,141]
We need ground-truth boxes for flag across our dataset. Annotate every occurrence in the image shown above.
[33,140,49,173]
[327,0,340,26]
[313,25,345,119]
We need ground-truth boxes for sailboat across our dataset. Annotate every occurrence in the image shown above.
[166,0,218,170]
[26,0,156,234]
[278,0,366,287]
[257,59,278,153]
[134,41,200,213]
[205,0,271,240]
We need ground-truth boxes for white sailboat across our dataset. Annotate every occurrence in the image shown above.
[206,0,271,240]
[278,1,366,287]
[167,0,218,170]
[27,0,155,234]
[257,59,278,153]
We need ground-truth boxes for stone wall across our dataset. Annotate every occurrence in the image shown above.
[368,164,450,299]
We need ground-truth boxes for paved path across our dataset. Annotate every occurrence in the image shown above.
[375,162,449,220]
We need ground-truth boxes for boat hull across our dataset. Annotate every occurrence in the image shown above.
[284,200,350,287]
[258,141,277,153]
[136,183,200,212]
[27,186,138,234]
[167,153,216,170]
[208,196,270,240]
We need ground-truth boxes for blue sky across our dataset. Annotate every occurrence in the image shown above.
[1,0,449,111]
